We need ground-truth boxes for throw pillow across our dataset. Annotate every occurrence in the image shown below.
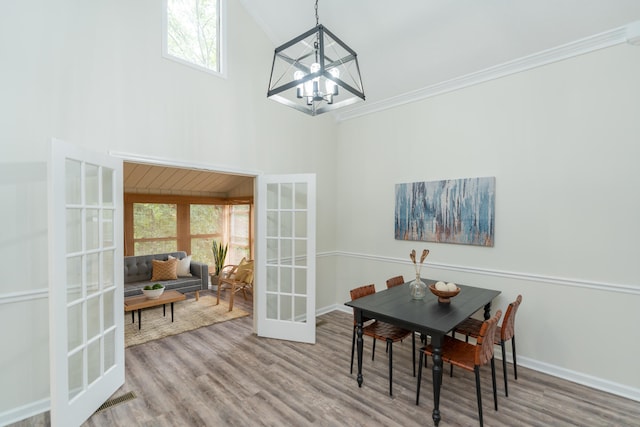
[169,255,192,277]
[234,259,254,283]
[151,258,178,281]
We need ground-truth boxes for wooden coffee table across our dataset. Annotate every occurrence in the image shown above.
[124,290,186,329]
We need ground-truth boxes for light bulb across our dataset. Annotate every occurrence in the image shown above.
[294,70,305,98]
[309,62,321,99]
[326,68,340,96]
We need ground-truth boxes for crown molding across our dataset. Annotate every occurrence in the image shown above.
[335,22,638,122]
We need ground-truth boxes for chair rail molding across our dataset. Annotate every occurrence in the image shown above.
[0,288,48,305]
[329,251,640,296]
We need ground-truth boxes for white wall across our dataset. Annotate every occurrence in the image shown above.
[3,0,639,423]
[0,0,338,424]
[334,43,640,399]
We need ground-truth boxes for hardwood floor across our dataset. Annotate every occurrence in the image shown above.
[14,290,640,426]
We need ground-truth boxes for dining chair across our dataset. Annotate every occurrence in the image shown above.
[384,275,406,351]
[385,275,405,288]
[386,275,427,346]
[416,310,502,427]
[349,284,416,396]
[216,258,254,311]
[452,295,522,397]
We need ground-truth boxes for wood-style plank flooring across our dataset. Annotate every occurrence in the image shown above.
[15,290,640,426]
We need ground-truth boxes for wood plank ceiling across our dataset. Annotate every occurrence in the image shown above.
[123,162,254,198]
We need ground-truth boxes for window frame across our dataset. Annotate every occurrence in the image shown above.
[161,0,227,79]
[132,202,179,255]
[124,193,252,266]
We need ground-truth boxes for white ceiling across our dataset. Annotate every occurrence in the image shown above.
[241,0,640,117]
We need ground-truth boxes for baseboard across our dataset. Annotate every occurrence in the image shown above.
[517,355,640,403]
[0,398,49,427]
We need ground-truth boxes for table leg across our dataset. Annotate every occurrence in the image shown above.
[131,311,134,323]
[431,333,443,426]
[355,309,364,387]
[171,302,175,322]
[163,304,166,317]
[483,302,493,320]
[137,308,142,330]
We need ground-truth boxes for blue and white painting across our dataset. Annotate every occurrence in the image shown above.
[395,177,495,247]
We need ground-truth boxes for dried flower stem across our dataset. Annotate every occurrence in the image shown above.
[410,249,430,276]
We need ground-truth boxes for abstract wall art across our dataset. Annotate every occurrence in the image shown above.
[395,176,495,247]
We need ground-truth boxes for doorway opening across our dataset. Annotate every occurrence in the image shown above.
[122,160,257,318]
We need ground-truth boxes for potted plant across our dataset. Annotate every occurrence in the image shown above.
[211,240,228,289]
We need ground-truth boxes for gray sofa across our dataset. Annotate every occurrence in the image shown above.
[124,251,208,298]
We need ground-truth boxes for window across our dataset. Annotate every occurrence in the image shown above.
[163,0,225,76]
[125,194,252,268]
[190,204,224,264]
[133,203,178,254]
[229,204,250,263]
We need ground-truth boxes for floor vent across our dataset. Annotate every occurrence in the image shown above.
[94,391,136,413]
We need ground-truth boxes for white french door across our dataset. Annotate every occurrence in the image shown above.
[48,139,124,426]
[256,174,316,343]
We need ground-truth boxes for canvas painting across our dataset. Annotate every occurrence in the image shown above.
[395,176,495,247]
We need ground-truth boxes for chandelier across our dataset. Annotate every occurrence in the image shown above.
[267,0,365,116]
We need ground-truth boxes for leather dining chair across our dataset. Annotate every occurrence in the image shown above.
[386,275,427,346]
[417,310,502,427]
[350,284,416,396]
[386,275,405,288]
[453,295,522,397]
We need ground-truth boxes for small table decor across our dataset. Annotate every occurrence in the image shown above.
[142,284,165,299]
[429,282,461,304]
[409,249,429,300]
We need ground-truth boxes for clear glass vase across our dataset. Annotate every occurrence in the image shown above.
[410,272,427,300]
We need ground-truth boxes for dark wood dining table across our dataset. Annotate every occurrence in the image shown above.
[345,279,500,426]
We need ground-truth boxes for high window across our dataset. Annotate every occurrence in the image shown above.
[163,0,225,76]
[124,194,252,267]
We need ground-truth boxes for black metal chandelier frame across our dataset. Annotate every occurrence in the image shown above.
[267,2,365,116]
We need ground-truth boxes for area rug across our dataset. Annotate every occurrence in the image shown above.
[125,295,249,347]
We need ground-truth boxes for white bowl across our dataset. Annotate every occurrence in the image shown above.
[142,286,165,299]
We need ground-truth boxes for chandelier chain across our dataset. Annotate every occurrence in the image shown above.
[315,0,319,26]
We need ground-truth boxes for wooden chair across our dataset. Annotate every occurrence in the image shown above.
[386,275,429,346]
[416,310,502,427]
[453,295,522,396]
[385,275,406,351]
[386,275,405,288]
[350,284,416,396]
[216,258,254,311]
